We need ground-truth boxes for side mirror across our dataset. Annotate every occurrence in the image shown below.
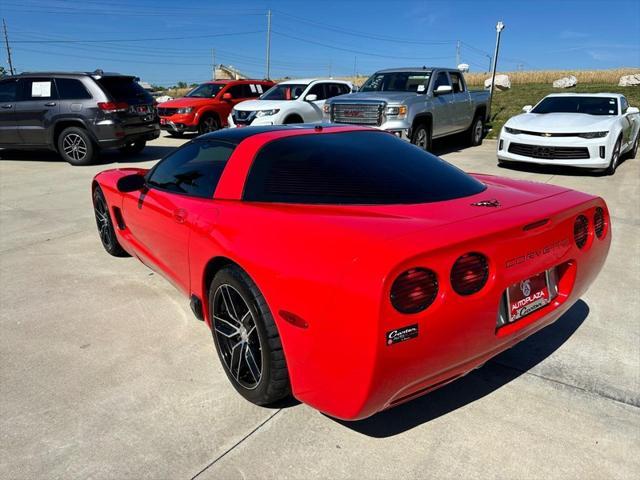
[117,174,146,193]
[434,85,453,95]
[627,106,639,115]
[522,105,533,113]
[222,92,232,101]
[305,94,318,102]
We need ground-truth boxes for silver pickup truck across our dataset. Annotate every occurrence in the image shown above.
[323,67,490,151]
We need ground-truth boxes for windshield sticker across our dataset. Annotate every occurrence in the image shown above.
[417,84,426,92]
[257,84,263,93]
[31,81,52,98]
[249,84,256,93]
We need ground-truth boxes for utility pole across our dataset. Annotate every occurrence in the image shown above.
[353,56,357,79]
[211,48,216,80]
[3,18,15,75]
[486,54,492,72]
[488,21,505,121]
[456,40,461,66]
[328,60,332,78]
[265,9,272,79]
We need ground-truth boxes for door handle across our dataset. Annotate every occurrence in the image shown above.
[173,208,187,224]
[44,102,57,107]
[1,104,12,109]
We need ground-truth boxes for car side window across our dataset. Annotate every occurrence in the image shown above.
[18,78,58,101]
[0,79,19,102]
[621,96,629,113]
[338,83,352,95]
[449,72,465,93]
[55,78,92,100]
[433,72,451,92]
[246,84,262,98]
[307,83,327,100]
[146,140,235,198]
[227,84,246,99]
[326,83,347,99]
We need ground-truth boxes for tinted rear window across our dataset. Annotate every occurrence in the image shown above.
[96,76,153,103]
[243,131,486,204]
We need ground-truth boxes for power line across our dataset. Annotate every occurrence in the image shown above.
[10,30,265,44]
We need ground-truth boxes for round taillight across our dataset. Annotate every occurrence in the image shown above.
[574,215,589,249]
[450,252,489,296]
[390,268,438,314]
[594,207,605,239]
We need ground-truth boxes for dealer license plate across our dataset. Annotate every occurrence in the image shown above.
[507,271,551,322]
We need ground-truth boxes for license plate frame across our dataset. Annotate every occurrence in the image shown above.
[506,270,552,323]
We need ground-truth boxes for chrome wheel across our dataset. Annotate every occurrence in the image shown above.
[94,194,113,249]
[62,133,88,162]
[200,116,218,133]
[414,128,428,149]
[473,118,483,144]
[213,284,262,390]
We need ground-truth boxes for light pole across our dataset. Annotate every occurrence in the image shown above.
[487,21,505,121]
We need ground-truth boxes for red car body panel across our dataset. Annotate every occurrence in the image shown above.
[93,126,611,420]
[157,80,274,130]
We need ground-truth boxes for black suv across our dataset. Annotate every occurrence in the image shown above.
[0,71,160,165]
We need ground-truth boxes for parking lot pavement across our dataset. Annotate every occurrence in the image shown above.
[1,135,638,479]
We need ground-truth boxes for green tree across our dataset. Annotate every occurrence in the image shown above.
[176,81,187,89]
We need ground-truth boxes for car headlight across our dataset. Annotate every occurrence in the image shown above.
[385,105,407,119]
[504,126,521,134]
[176,107,193,114]
[256,109,280,117]
[578,131,608,139]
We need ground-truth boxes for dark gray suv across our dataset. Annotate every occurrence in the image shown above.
[0,70,160,165]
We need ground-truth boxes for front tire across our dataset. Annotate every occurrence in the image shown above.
[118,140,146,155]
[605,136,622,175]
[209,265,291,406]
[58,127,96,165]
[411,123,432,152]
[198,115,219,135]
[624,131,639,160]
[92,187,129,257]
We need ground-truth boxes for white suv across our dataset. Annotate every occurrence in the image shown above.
[228,78,352,127]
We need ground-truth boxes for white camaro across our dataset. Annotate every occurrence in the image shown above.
[498,93,639,174]
[227,78,352,127]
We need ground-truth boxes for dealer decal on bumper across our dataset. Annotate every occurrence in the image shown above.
[386,324,418,346]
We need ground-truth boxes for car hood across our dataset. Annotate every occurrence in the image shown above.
[158,97,218,108]
[506,112,615,132]
[234,99,295,111]
[328,91,415,104]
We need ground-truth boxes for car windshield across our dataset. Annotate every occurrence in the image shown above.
[244,131,486,205]
[360,72,431,92]
[532,96,618,116]
[186,83,225,98]
[260,83,308,101]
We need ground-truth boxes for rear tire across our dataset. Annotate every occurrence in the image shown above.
[469,114,484,146]
[209,265,291,406]
[198,114,219,135]
[167,131,184,138]
[92,187,129,257]
[118,140,146,155]
[605,136,622,175]
[411,123,432,152]
[624,131,638,160]
[58,127,97,165]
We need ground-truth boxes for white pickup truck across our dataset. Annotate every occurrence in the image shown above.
[323,67,490,151]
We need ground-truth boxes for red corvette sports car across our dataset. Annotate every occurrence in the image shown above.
[92,125,610,420]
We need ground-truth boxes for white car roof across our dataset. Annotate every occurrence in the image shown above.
[278,78,351,85]
[544,92,624,99]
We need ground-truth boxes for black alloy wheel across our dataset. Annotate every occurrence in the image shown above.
[92,187,129,257]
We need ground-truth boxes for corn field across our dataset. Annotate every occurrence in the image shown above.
[464,68,640,86]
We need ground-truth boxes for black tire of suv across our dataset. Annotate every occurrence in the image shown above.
[57,127,97,165]
[118,140,146,155]
[209,265,291,406]
[198,115,219,135]
[167,132,184,138]
[411,123,432,152]
[469,114,485,146]
[92,186,129,257]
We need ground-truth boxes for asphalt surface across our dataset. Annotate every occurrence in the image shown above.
[1,134,638,479]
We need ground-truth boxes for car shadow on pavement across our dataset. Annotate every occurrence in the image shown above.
[332,299,589,438]
[0,146,177,165]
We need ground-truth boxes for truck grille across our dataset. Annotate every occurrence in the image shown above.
[157,107,177,116]
[332,103,384,126]
[508,143,590,160]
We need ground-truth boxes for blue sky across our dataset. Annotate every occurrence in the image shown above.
[1,0,639,85]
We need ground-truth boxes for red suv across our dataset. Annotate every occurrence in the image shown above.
[157,79,274,136]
